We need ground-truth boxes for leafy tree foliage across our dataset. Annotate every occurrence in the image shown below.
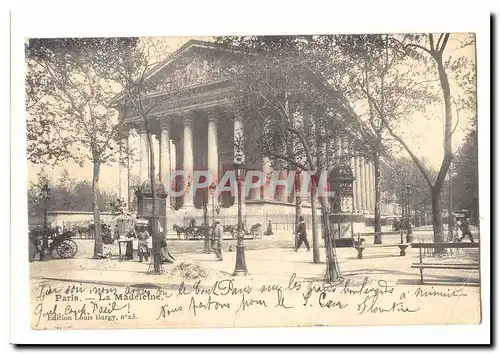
[380,157,435,218]
[381,33,476,243]
[215,35,365,279]
[25,38,137,257]
[323,34,439,236]
[28,169,118,223]
[450,130,479,221]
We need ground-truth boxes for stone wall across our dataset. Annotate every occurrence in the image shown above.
[46,211,120,231]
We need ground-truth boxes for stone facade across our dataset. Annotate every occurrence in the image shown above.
[116,40,397,232]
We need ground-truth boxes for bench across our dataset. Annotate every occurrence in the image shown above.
[410,242,480,284]
[354,243,409,259]
[333,238,360,248]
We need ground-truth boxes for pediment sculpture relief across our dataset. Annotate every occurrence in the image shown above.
[152,54,226,92]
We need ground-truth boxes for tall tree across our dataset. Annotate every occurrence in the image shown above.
[382,33,476,244]
[96,38,176,272]
[216,36,322,264]
[26,38,133,258]
[329,34,437,240]
[215,36,363,280]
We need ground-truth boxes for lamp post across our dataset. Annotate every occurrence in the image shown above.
[209,182,216,223]
[401,187,405,225]
[406,184,413,243]
[40,184,51,261]
[232,160,248,276]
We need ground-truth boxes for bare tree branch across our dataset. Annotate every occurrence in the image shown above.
[383,120,433,188]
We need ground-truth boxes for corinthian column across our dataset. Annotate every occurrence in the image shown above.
[354,156,362,212]
[138,129,150,182]
[262,157,273,200]
[183,116,194,208]
[368,161,375,212]
[159,118,171,196]
[207,113,219,185]
[363,159,371,213]
[350,157,357,211]
[234,110,246,220]
[359,156,367,212]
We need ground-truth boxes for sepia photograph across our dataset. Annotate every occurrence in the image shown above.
[9,4,491,345]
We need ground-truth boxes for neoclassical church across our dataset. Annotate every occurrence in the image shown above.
[115,40,398,234]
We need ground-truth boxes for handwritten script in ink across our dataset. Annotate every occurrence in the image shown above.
[31,274,470,329]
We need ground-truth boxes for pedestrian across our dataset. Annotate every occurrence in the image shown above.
[124,228,136,260]
[136,222,150,262]
[295,215,311,252]
[266,220,274,236]
[211,219,224,261]
[458,216,475,244]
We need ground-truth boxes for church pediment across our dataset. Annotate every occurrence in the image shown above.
[146,41,242,92]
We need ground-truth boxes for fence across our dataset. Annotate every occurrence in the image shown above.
[181,213,324,234]
[413,228,467,258]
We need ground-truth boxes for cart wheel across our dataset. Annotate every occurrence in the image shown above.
[251,228,262,240]
[57,239,78,258]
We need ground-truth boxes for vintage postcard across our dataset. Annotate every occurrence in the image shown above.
[21,30,483,334]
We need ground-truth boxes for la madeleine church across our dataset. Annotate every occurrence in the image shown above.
[115,40,399,235]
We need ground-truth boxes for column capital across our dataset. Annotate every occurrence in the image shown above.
[183,116,193,126]
[159,116,172,129]
[207,111,218,123]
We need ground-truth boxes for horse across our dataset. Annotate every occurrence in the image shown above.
[72,225,90,238]
[173,224,190,240]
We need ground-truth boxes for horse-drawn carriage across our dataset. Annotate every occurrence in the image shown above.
[173,218,262,240]
[28,227,78,262]
[172,218,208,240]
[230,223,262,239]
[218,222,263,239]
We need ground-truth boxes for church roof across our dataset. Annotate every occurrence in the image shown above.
[111,39,248,105]
[144,40,246,81]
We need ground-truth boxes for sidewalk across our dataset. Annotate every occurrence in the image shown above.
[30,244,480,289]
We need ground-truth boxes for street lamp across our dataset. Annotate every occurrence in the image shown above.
[209,182,217,223]
[40,184,51,261]
[401,187,405,225]
[232,160,249,276]
[406,184,413,243]
[201,182,217,255]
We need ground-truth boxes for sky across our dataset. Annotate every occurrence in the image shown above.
[27,34,476,191]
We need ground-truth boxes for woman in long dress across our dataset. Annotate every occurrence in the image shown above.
[125,230,136,260]
[136,225,150,262]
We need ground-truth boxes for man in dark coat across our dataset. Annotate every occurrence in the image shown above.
[295,215,311,252]
[211,219,224,261]
[458,216,475,244]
